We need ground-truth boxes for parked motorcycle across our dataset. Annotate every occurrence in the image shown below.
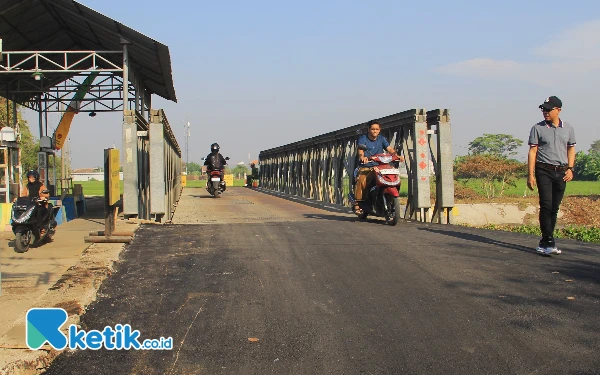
[202,156,230,198]
[11,192,60,253]
[349,145,402,225]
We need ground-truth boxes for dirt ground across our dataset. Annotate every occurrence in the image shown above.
[454,183,600,227]
[0,197,136,375]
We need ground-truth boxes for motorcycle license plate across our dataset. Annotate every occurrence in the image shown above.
[379,168,399,175]
[211,177,221,181]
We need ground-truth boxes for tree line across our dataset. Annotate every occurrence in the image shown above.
[455,134,600,198]
[1,98,68,179]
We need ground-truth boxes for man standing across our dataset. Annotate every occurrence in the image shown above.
[527,96,576,255]
[352,120,403,215]
[247,161,259,188]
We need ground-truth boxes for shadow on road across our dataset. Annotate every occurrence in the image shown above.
[254,188,350,214]
[418,226,600,285]
[417,227,537,255]
[302,213,390,225]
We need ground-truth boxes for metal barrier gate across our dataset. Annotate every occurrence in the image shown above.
[259,109,454,223]
[123,109,182,222]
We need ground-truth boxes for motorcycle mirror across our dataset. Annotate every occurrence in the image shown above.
[357,144,368,151]
[41,189,50,194]
[225,157,230,160]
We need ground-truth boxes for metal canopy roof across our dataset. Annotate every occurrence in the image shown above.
[0,0,177,105]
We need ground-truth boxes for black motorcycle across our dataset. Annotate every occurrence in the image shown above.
[11,192,60,253]
[202,156,230,198]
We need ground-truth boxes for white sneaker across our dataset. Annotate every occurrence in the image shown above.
[536,246,549,254]
[547,247,561,255]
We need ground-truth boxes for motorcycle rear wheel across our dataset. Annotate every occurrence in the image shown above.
[212,181,221,198]
[15,231,31,253]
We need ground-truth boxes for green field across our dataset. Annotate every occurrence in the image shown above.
[74,181,123,196]
[75,179,246,196]
[457,178,599,197]
[75,178,598,198]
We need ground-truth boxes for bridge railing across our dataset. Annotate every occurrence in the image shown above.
[150,109,182,223]
[123,109,182,222]
[258,109,454,223]
[123,110,150,220]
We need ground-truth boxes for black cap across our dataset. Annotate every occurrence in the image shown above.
[539,96,562,110]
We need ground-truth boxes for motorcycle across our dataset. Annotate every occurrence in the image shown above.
[202,156,230,198]
[11,192,60,253]
[348,145,403,225]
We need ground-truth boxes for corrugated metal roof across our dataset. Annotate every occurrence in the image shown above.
[0,0,177,103]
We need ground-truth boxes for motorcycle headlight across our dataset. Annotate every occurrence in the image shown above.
[378,156,393,164]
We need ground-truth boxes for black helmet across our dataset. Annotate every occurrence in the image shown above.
[210,143,220,153]
[26,170,40,180]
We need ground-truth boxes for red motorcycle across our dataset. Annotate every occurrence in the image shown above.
[349,146,402,225]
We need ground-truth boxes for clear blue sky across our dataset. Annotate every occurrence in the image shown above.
[26,0,600,168]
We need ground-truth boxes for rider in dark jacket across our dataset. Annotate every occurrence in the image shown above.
[204,143,227,178]
[19,170,50,235]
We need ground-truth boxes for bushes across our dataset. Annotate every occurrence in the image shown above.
[454,155,527,198]
[574,151,600,181]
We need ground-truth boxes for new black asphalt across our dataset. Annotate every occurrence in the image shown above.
[44,190,600,375]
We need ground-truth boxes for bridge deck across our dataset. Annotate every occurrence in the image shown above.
[45,187,600,374]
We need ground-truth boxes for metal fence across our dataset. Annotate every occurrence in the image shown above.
[122,109,182,222]
[258,109,454,223]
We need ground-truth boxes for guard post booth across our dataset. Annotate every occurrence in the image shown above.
[0,127,21,204]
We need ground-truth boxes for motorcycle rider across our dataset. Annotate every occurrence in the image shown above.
[204,143,228,187]
[19,170,50,235]
[353,120,404,215]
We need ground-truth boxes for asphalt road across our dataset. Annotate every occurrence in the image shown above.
[45,188,600,375]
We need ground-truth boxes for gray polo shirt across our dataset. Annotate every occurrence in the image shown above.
[528,120,576,165]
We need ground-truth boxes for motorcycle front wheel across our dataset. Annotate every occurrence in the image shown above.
[385,195,402,226]
[15,231,31,253]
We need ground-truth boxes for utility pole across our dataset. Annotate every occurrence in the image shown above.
[184,120,190,174]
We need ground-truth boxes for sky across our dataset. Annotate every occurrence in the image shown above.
[23,0,600,168]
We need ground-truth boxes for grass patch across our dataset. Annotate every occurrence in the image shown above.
[74,181,123,196]
[478,224,600,243]
[457,178,599,197]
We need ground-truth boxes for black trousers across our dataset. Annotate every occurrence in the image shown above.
[35,204,49,233]
[535,167,566,240]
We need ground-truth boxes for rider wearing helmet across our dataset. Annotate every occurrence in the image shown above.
[20,170,50,201]
[203,143,228,178]
[20,170,50,235]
